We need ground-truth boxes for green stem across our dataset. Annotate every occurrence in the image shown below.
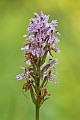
[36,103,39,120]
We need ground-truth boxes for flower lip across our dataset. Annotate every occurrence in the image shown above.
[16,73,25,80]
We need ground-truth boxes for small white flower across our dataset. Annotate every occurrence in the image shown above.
[43,72,48,77]
[53,80,58,84]
[26,60,31,65]
[21,45,29,51]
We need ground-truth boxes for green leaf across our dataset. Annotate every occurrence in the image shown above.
[40,50,48,66]
[40,97,50,106]
[30,86,36,105]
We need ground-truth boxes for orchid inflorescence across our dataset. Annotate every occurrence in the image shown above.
[16,11,60,106]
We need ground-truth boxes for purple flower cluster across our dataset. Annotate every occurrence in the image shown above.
[16,11,60,99]
[22,11,60,57]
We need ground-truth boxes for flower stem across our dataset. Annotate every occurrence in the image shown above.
[36,103,39,120]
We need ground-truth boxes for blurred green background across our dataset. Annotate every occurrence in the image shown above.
[0,0,80,120]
